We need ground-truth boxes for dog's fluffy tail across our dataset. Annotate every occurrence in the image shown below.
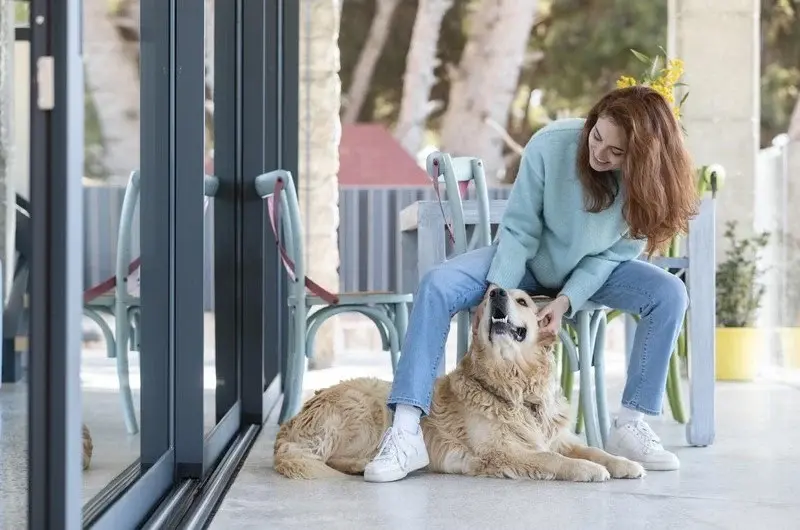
[273,394,348,479]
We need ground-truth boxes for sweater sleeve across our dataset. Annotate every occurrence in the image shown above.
[558,235,646,318]
[485,142,546,289]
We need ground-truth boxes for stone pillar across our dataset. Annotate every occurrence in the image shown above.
[668,0,760,257]
[0,0,15,297]
[299,0,342,369]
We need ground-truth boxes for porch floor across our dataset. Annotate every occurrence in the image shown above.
[212,337,800,530]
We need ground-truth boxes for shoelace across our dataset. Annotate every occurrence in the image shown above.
[629,420,663,453]
[375,428,410,466]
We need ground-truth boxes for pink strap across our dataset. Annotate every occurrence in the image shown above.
[266,179,340,305]
[430,159,471,246]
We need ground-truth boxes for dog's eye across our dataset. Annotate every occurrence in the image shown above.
[516,298,528,307]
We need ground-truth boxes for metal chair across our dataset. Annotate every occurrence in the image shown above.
[431,150,678,450]
[424,151,492,361]
[254,170,413,424]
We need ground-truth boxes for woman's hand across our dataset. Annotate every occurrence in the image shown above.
[537,295,570,334]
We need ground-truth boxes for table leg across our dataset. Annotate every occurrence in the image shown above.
[416,218,448,281]
[686,197,716,446]
[400,229,419,300]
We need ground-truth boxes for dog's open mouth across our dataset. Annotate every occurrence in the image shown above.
[489,301,527,342]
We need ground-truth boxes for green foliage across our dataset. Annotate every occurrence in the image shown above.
[337,0,798,157]
[716,222,771,328]
[761,0,800,147]
[523,0,666,116]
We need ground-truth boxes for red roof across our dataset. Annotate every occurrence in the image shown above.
[338,124,430,187]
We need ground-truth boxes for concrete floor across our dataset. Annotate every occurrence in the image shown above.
[3,312,800,529]
[0,314,223,528]
[212,326,800,530]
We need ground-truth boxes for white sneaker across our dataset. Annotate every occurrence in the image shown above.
[605,419,680,471]
[363,426,429,482]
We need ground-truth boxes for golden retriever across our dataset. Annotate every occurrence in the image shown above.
[274,286,645,482]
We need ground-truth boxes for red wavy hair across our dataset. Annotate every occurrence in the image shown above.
[577,86,698,255]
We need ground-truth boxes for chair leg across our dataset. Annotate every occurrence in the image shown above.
[456,310,470,363]
[392,302,409,374]
[279,305,308,424]
[577,311,602,448]
[592,313,610,446]
[666,350,687,424]
[115,316,139,435]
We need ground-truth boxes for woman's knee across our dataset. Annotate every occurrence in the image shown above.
[417,252,492,310]
[418,264,484,301]
[653,273,688,317]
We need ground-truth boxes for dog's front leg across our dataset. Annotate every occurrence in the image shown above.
[470,449,610,482]
[560,442,645,479]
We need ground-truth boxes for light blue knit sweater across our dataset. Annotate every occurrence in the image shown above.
[486,118,645,317]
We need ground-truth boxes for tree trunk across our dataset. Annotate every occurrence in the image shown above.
[439,0,539,181]
[393,0,454,155]
[83,0,141,183]
[341,0,400,124]
[300,0,342,369]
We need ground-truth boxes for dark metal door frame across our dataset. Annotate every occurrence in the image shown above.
[27,0,84,527]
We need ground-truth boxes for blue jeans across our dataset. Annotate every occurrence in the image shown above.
[388,245,688,416]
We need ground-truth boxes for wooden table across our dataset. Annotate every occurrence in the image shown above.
[399,198,717,447]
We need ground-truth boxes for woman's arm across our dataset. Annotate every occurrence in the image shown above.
[485,142,546,289]
[558,236,646,318]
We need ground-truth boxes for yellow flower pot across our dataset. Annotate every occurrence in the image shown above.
[715,328,762,381]
[779,328,800,369]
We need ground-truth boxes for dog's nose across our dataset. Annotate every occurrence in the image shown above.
[490,287,507,299]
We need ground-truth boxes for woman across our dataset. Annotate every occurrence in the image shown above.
[364,86,698,483]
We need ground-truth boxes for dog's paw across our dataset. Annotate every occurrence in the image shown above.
[565,460,611,482]
[606,457,646,479]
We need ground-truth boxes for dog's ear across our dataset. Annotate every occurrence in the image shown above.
[537,330,558,349]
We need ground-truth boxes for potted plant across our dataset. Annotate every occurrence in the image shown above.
[776,232,800,368]
[715,221,770,381]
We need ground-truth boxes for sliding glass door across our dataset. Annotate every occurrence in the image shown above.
[21,0,297,527]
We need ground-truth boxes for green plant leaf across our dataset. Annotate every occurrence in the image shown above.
[649,55,662,78]
[630,49,651,64]
[678,91,690,107]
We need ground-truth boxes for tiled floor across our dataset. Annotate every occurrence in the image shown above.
[212,329,800,530]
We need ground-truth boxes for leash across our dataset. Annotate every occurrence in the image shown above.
[427,156,470,246]
[265,179,340,305]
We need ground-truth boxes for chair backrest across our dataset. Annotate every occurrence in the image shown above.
[254,169,303,278]
[254,169,339,305]
[118,170,218,290]
[425,151,492,256]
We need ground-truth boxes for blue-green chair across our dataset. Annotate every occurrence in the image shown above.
[429,151,610,448]
[425,152,492,361]
[254,170,413,423]
[83,170,219,435]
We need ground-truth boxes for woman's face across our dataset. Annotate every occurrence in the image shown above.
[588,116,627,172]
